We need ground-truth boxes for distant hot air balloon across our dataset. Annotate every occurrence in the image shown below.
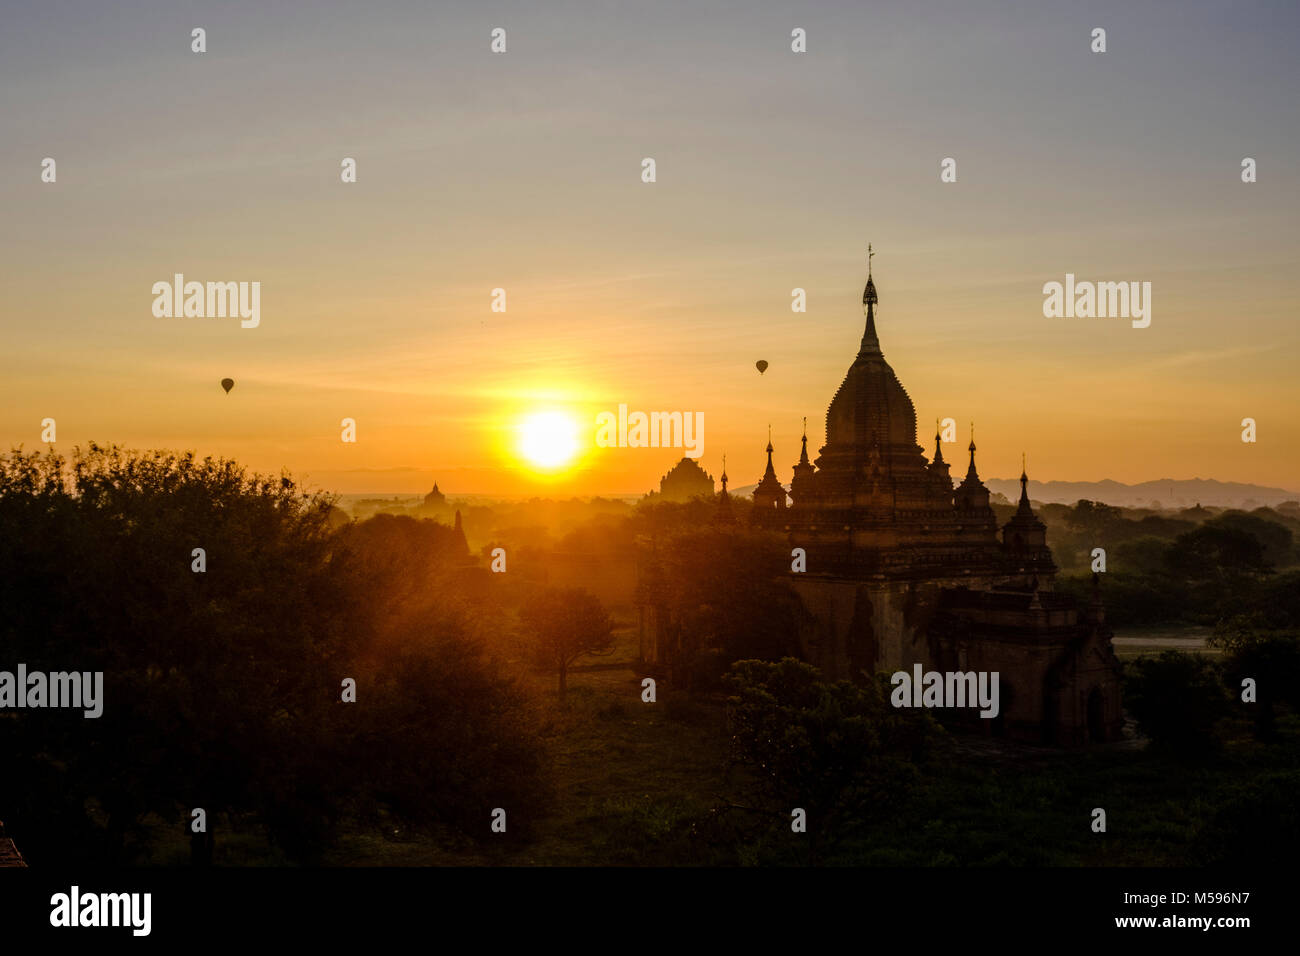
[755,360,768,375]
[220,378,234,394]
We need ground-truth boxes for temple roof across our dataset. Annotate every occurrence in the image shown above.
[655,457,716,502]
[660,456,713,483]
[825,263,919,451]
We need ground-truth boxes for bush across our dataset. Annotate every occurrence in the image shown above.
[1190,771,1300,865]
[722,658,937,863]
[1124,651,1229,755]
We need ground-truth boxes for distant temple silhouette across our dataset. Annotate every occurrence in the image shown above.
[423,481,446,509]
[646,457,715,503]
[644,249,1123,746]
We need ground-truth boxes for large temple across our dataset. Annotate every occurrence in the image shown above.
[777,254,1122,745]
[646,456,716,503]
[642,251,1124,747]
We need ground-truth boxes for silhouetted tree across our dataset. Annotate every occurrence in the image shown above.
[1125,651,1229,755]
[1206,511,1293,569]
[1211,614,1300,741]
[1165,525,1269,581]
[723,658,936,864]
[1066,499,1124,536]
[0,445,548,864]
[645,527,805,689]
[520,586,614,699]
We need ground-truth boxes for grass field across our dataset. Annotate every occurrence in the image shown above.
[135,621,1297,866]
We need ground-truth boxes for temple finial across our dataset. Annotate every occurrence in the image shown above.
[859,244,880,355]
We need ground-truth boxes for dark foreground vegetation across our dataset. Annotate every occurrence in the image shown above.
[1,446,1297,866]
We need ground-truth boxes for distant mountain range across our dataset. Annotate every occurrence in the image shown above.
[984,478,1300,509]
[728,478,1299,509]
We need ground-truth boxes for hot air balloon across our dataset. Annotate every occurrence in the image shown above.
[755,360,768,375]
[220,378,234,394]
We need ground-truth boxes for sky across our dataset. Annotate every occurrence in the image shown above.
[2,0,1298,496]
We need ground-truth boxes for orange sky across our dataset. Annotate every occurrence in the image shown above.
[2,2,1297,497]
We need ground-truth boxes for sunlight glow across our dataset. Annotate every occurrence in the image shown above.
[516,410,581,471]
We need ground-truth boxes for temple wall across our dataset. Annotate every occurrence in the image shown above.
[945,639,1060,743]
[790,574,998,679]
[790,575,1124,746]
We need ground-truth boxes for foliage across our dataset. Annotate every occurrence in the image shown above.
[1210,614,1300,741]
[520,586,614,698]
[643,527,805,689]
[723,658,936,862]
[1124,651,1229,755]
[0,445,547,864]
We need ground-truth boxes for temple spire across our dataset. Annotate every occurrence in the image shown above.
[451,508,468,555]
[763,426,777,478]
[965,422,979,479]
[798,416,810,465]
[1017,453,1034,514]
[859,243,881,356]
[933,418,945,465]
[753,432,787,511]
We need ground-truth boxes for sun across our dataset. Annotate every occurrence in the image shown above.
[516,409,581,471]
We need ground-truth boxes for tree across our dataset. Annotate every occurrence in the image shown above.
[1256,570,1300,628]
[1211,613,1300,741]
[0,444,549,864]
[723,658,936,864]
[1066,499,1123,536]
[1124,651,1229,755]
[1165,525,1269,580]
[1159,525,1271,621]
[520,586,614,698]
[1115,535,1176,575]
[641,527,805,689]
[0,444,344,863]
[1206,511,1293,569]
